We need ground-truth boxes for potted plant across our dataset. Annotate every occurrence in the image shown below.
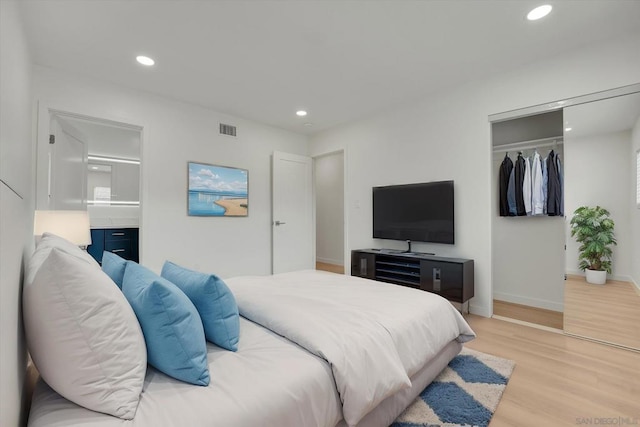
[569,206,617,285]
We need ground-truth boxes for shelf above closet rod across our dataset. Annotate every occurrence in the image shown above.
[492,136,563,153]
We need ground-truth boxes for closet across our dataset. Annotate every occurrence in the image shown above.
[489,84,640,345]
[491,111,566,317]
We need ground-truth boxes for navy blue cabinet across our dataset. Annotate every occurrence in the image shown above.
[88,228,139,264]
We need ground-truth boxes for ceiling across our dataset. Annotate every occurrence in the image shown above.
[18,1,640,135]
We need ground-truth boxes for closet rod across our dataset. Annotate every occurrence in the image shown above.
[492,136,563,153]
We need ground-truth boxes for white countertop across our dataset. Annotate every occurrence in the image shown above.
[90,217,139,229]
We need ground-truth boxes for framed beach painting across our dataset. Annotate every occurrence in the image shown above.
[188,162,248,217]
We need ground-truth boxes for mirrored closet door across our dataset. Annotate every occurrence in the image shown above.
[562,92,640,351]
[491,111,566,330]
[491,85,640,352]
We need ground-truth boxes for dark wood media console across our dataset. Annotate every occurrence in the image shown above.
[351,249,474,304]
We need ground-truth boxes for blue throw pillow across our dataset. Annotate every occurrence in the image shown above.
[121,263,210,386]
[161,261,240,352]
[101,251,128,289]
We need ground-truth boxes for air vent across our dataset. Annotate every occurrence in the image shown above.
[219,123,237,137]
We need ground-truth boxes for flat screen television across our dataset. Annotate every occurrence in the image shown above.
[373,180,454,245]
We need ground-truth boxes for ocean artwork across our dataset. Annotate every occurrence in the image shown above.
[188,162,248,216]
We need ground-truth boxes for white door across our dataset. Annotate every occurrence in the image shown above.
[49,116,88,209]
[272,151,314,274]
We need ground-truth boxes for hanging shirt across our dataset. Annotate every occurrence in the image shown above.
[507,167,517,216]
[556,154,564,217]
[546,150,562,216]
[523,156,532,215]
[514,154,527,216]
[498,154,514,217]
[531,151,544,215]
[541,155,548,215]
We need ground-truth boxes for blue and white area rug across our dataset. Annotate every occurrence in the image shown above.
[392,347,515,427]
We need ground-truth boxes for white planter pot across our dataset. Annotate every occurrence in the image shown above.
[585,269,607,285]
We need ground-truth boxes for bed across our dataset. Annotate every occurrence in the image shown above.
[27,269,475,427]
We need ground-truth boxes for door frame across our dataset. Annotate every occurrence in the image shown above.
[36,101,146,260]
[312,148,348,273]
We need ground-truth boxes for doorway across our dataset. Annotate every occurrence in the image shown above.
[36,106,143,262]
[314,150,345,275]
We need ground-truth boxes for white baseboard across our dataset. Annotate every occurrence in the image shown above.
[565,269,633,283]
[316,256,344,266]
[493,291,563,312]
[469,303,491,318]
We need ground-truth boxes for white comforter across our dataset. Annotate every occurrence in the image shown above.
[226,270,475,426]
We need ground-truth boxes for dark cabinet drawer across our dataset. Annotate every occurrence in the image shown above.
[105,228,136,242]
[351,252,376,279]
[421,261,462,300]
[104,240,132,260]
[420,260,474,303]
[88,228,139,264]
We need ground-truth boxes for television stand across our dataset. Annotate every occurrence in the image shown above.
[351,249,474,304]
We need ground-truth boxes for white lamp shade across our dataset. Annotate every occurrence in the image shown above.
[34,210,92,246]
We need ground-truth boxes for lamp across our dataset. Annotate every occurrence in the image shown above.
[34,210,92,247]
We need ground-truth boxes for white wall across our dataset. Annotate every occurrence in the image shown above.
[315,152,344,266]
[564,131,632,280]
[632,117,640,288]
[33,66,310,277]
[310,33,640,317]
[68,119,141,160]
[0,1,33,426]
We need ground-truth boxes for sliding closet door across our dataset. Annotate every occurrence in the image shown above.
[491,111,566,314]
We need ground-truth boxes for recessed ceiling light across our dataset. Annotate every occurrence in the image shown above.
[303,123,313,127]
[565,127,572,132]
[136,55,155,66]
[296,110,308,117]
[527,5,552,21]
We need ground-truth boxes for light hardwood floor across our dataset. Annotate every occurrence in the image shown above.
[316,262,345,275]
[464,315,640,426]
[564,275,640,350]
[493,299,564,330]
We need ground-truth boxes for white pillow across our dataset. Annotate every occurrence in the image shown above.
[23,247,147,419]
[26,232,100,286]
